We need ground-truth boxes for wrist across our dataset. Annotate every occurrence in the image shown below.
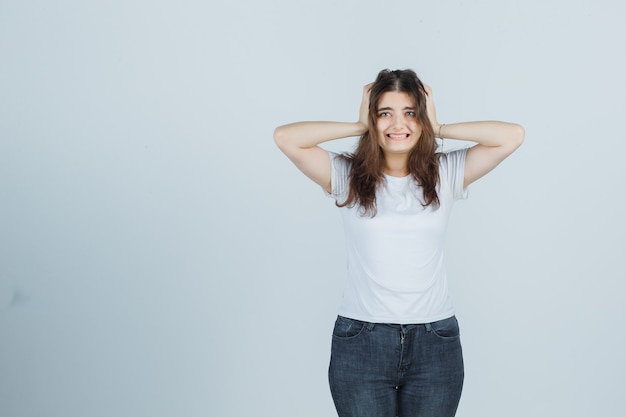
[436,123,445,139]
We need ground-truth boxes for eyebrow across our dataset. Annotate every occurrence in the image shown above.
[376,106,416,112]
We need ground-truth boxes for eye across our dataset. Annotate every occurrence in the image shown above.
[378,111,390,118]
[406,111,416,117]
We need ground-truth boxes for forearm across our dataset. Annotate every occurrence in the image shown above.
[437,121,525,148]
[274,121,366,150]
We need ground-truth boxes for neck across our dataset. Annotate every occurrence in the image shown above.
[383,154,409,177]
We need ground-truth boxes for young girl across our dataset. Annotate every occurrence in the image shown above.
[274,69,524,417]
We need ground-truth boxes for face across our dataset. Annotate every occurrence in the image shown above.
[375,91,422,156]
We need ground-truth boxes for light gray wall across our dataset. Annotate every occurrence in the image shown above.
[1,1,624,416]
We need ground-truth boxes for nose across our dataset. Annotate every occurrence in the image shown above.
[392,114,404,129]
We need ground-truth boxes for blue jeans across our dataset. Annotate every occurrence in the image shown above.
[328,315,464,417]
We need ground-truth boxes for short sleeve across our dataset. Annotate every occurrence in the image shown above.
[325,151,351,202]
[439,148,469,200]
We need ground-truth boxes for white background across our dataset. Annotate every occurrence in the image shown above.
[1,1,625,416]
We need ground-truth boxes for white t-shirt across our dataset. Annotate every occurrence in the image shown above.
[326,149,468,324]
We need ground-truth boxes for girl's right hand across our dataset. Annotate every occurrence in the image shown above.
[358,83,373,129]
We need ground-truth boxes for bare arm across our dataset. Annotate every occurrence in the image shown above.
[425,86,525,188]
[273,85,370,193]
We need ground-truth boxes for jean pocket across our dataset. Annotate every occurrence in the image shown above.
[430,316,461,339]
[332,316,367,339]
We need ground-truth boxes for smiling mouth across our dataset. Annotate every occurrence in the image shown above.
[387,133,410,140]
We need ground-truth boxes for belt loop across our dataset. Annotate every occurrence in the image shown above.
[366,322,376,332]
[425,322,432,332]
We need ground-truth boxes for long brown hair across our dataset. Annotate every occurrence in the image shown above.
[337,69,440,216]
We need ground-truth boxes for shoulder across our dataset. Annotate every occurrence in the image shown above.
[438,148,468,170]
[327,151,353,198]
[437,148,470,199]
[328,151,353,176]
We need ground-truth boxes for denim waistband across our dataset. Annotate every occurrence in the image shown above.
[380,315,456,331]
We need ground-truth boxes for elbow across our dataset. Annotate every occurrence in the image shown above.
[273,126,287,150]
[510,123,525,149]
[514,123,525,144]
[274,126,285,148]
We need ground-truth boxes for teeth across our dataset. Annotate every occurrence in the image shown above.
[389,134,407,138]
